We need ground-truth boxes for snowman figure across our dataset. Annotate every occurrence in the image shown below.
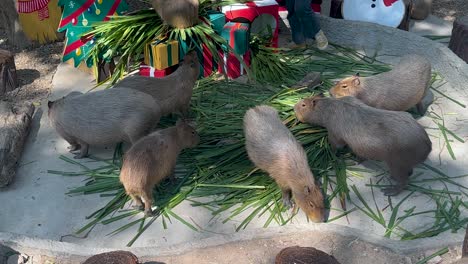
[342,0,406,28]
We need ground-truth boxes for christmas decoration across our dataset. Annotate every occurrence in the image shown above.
[218,50,251,79]
[17,0,62,43]
[139,63,178,78]
[144,39,179,70]
[221,22,250,55]
[57,0,128,67]
[221,0,279,47]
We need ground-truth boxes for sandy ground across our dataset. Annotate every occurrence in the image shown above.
[0,30,63,104]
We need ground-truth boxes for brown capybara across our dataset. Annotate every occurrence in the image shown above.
[114,51,200,117]
[152,0,199,28]
[48,88,161,159]
[120,119,199,217]
[294,95,432,196]
[243,105,325,223]
[329,54,432,114]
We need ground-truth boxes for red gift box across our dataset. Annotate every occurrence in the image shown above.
[139,63,177,78]
[221,1,280,47]
[218,50,251,79]
[202,43,215,77]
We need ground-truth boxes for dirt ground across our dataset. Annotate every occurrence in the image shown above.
[0,29,63,105]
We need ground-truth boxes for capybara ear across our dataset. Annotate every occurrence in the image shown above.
[311,99,318,109]
[317,92,325,98]
[352,76,360,86]
[47,101,54,108]
[355,72,360,77]
[304,186,311,195]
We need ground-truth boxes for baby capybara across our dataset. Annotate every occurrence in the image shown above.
[243,105,325,223]
[294,95,432,196]
[114,51,200,116]
[330,54,432,114]
[120,119,199,217]
[48,89,161,158]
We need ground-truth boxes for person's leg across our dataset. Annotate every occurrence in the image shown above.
[294,0,328,50]
[286,0,306,45]
[294,0,320,38]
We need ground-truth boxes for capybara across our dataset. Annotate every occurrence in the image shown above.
[294,95,432,196]
[114,51,200,117]
[243,105,325,223]
[120,119,199,216]
[329,54,432,114]
[48,88,161,158]
[152,0,199,28]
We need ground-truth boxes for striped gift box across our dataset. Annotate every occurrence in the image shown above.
[144,39,179,70]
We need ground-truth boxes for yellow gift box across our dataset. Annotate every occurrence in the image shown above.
[144,39,179,70]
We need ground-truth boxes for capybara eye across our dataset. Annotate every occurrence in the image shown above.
[342,85,348,89]
[301,103,306,107]
[192,131,195,135]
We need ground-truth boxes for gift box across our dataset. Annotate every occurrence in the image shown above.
[218,50,251,79]
[221,1,279,47]
[144,39,179,70]
[221,22,250,55]
[139,63,178,78]
[206,11,226,34]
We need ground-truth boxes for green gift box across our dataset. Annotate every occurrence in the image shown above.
[221,22,250,55]
[206,10,226,34]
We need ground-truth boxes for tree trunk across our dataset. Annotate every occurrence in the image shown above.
[0,0,31,49]
[0,101,35,188]
[0,49,19,96]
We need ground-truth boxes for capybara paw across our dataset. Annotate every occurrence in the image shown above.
[282,197,294,209]
[67,144,81,152]
[382,186,403,196]
[132,205,144,211]
[144,210,155,217]
[73,153,87,159]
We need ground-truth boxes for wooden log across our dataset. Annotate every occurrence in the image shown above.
[275,246,341,264]
[0,101,34,188]
[0,49,18,96]
[449,16,468,63]
[83,251,139,264]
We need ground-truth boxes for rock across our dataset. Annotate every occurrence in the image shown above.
[275,246,341,264]
[449,16,468,63]
[0,101,35,188]
[426,255,442,264]
[83,251,139,264]
[0,49,19,96]
[411,0,432,20]
[291,72,322,90]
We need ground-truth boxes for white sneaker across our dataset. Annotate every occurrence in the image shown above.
[315,30,328,50]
